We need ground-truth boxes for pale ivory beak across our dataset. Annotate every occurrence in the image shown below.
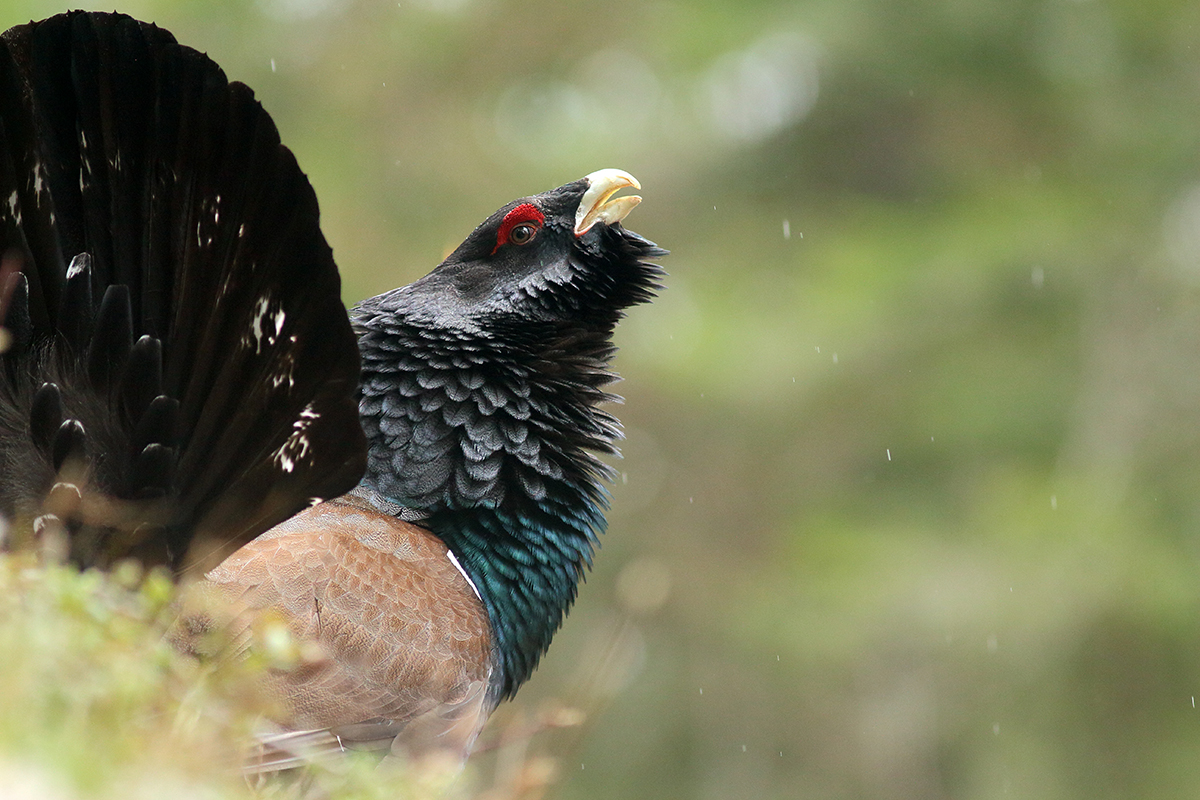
[574,169,642,236]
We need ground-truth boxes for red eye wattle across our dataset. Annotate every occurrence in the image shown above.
[493,203,545,253]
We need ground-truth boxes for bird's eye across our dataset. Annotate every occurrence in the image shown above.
[508,223,537,246]
[493,203,546,254]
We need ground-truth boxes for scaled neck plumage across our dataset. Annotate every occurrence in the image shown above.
[354,310,617,697]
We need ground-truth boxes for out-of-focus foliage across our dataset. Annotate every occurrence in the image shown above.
[3,0,1200,797]
[0,555,490,798]
[0,556,243,798]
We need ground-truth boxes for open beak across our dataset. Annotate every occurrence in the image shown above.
[574,169,642,237]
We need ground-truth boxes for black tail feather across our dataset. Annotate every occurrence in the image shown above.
[50,418,85,474]
[120,335,163,425]
[4,271,31,352]
[28,382,60,454]
[0,11,366,571]
[87,284,133,393]
[57,253,94,353]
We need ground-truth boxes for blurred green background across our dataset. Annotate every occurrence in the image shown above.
[5,0,1200,797]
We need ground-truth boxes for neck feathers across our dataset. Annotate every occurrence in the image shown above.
[353,222,664,697]
[353,311,620,696]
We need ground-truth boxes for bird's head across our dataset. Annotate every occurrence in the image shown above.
[383,169,664,334]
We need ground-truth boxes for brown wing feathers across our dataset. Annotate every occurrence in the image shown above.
[197,495,495,763]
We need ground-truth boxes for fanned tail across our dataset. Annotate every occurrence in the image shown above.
[0,11,366,571]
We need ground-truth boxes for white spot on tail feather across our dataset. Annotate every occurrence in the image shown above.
[271,351,296,390]
[195,194,221,248]
[249,295,274,353]
[31,161,47,200]
[272,402,319,473]
[269,335,300,390]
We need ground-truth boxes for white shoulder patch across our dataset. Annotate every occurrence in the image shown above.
[446,549,482,601]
